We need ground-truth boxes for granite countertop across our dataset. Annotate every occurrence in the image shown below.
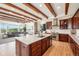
[15,29,79,45]
[69,34,79,45]
[15,34,51,45]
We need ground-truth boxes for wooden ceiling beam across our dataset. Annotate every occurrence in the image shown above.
[44,3,57,17]
[0,15,25,23]
[65,3,69,15]
[0,12,25,20]
[0,15,21,20]
[0,7,37,21]
[23,3,48,19]
[4,3,42,19]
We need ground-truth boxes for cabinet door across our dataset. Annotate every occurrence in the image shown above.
[47,39,50,49]
[30,40,41,56]
[69,36,75,43]
[59,34,68,42]
[47,37,52,48]
[60,20,68,29]
[72,17,79,29]
[70,43,76,55]
[46,21,52,29]
[75,45,79,56]
[21,43,29,56]
[76,17,79,29]
[16,40,21,56]
[41,38,47,54]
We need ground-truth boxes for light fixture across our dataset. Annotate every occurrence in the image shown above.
[39,4,43,7]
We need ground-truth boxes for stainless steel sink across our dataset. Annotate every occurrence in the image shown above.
[37,35,45,38]
[35,33,45,38]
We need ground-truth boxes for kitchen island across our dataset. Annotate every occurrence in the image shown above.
[15,34,52,56]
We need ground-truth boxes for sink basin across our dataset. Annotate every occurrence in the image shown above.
[35,34,45,38]
[38,35,45,37]
[36,35,45,38]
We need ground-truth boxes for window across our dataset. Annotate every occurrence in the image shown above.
[26,22,34,34]
[0,23,20,34]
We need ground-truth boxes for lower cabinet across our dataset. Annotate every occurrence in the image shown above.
[21,43,30,56]
[59,34,68,42]
[69,36,76,55]
[16,40,21,56]
[75,44,79,56]
[16,36,52,56]
[29,40,42,56]
[59,34,79,56]
[41,38,48,54]
[70,43,76,55]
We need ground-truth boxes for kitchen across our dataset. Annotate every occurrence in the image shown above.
[0,3,79,56]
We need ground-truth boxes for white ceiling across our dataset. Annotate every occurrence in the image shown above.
[51,3,65,18]
[0,4,39,20]
[68,3,79,17]
[0,3,79,22]
[31,3,54,18]
[12,3,46,19]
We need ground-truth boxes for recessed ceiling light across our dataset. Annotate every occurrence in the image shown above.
[39,4,42,7]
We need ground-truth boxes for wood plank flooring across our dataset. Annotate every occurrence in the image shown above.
[43,40,74,56]
[0,40,74,56]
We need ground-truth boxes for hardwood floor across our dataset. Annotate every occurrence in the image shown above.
[0,40,74,56]
[43,40,74,56]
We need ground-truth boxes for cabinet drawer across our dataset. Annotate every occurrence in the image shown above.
[31,40,41,48]
[59,34,68,42]
[31,44,41,53]
[31,47,41,56]
[75,45,79,56]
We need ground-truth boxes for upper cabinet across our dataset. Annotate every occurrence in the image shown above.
[60,19,68,29]
[72,9,79,29]
[46,21,52,29]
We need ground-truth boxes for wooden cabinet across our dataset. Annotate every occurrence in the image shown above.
[29,40,41,56]
[41,38,47,54]
[68,36,75,43]
[16,40,21,56]
[75,44,79,56]
[72,17,79,29]
[72,9,79,29]
[16,36,52,56]
[70,43,76,55]
[59,34,68,42]
[69,36,76,55]
[21,43,29,56]
[59,34,79,56]
[46,21,52,29]
[41,37,52,55]
[47,38,50,48]
[60,19,68,29]
[68,35,79,56]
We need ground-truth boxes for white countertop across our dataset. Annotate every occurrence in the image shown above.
[69,34,79,45]
[15,34,51,45]
[15,29,79,45]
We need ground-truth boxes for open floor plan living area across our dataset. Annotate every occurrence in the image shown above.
[0,3,79,56]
